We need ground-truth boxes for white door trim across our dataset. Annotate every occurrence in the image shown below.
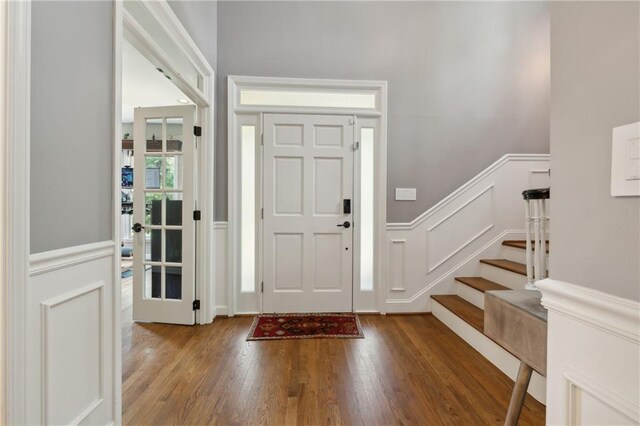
[227,76,388,316]
[2,1,31,423]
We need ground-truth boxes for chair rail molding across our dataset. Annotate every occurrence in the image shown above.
[538,279,640,425]
[538,279,640,343]
[385,153,550,312]
[30,241,116,277]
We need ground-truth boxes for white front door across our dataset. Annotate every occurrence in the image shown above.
[132,105,196,325]
[262,114,355,313]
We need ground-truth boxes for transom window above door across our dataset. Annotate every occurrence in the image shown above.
[239,89,377,109]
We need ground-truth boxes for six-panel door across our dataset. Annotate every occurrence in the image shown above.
[262,114,354,313]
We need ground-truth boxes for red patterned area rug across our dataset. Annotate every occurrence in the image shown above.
[247,313,364,341]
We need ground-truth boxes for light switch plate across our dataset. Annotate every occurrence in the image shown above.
[395,188,417,201]
[611,122,640,196]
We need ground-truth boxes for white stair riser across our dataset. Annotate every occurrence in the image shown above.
[501,245,549,265]
[456,282,485,310]
[431,300,546,404]
[480,263,527,289]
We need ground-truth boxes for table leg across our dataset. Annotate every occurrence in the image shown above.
[504,362,533,426]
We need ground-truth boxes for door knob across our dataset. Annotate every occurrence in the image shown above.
[337,221,351,229]
[132,223,145,233]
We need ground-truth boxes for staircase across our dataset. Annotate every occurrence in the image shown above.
[430,239,549,403]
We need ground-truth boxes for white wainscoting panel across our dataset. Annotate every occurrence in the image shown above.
[41,282,104,425]
[27,241,116,425]
[538,279,640,425]
[388,239,406,292]
[385,154,550,312]
[426,185,494,273]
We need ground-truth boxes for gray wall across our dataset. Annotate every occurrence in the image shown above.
[549,2,640,301]
[30,1,114,253]
[217,1,550,222]
[168,0,217,70]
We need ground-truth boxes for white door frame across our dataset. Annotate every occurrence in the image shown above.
[3,1,31,423]
[122,0,216,326]
[1,1,216,423]
[227,76,388,316]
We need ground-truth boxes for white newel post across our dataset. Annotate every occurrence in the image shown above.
[523,188,550,290]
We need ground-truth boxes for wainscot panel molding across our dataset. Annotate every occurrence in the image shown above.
[384,154,550,312]
[388,239,407,292]
[26,240,117,425]
[538,279,640,425]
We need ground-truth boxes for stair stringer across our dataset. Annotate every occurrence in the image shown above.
[432,299,547,403]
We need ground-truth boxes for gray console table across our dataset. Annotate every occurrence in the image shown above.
[484,290,547,426]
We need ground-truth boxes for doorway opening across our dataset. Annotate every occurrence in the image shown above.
[120,39,197,324]
[118,0,215,327]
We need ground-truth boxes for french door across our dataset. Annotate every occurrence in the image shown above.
[262,113,355,313]
[132,105,196,325]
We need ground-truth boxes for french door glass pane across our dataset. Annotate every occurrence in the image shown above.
[164,155,183,189]
[165,230,182,263]
[145,193,162,226]
[145,156,162,189]
[144,228,162,262]
[166,118,183,153]
[145,118,162,152]
[165,267,182,300]
[143,265,162,299]
[165,193,183,226]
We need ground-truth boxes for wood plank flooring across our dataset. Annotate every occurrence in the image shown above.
[122,279,545,425]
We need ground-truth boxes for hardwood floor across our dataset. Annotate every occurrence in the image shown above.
[122,279,545,425]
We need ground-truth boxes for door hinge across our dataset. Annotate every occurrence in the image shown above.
[192,299,201,310]
[261,207,264,219]
[261,282,264,293]
[354,141,360,151]
[193,126,202,137]
[261,133,264,146]
[193,210,201,221]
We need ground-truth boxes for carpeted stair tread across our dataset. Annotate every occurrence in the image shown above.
[431,295,484,333]
[480,259,527,276]
[455,277,510,293]
[502,240,549,253]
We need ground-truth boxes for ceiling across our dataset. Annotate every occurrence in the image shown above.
[121,39,192,123]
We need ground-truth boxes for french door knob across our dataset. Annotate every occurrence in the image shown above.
[337,221,351,229]
[132,223,145,233]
